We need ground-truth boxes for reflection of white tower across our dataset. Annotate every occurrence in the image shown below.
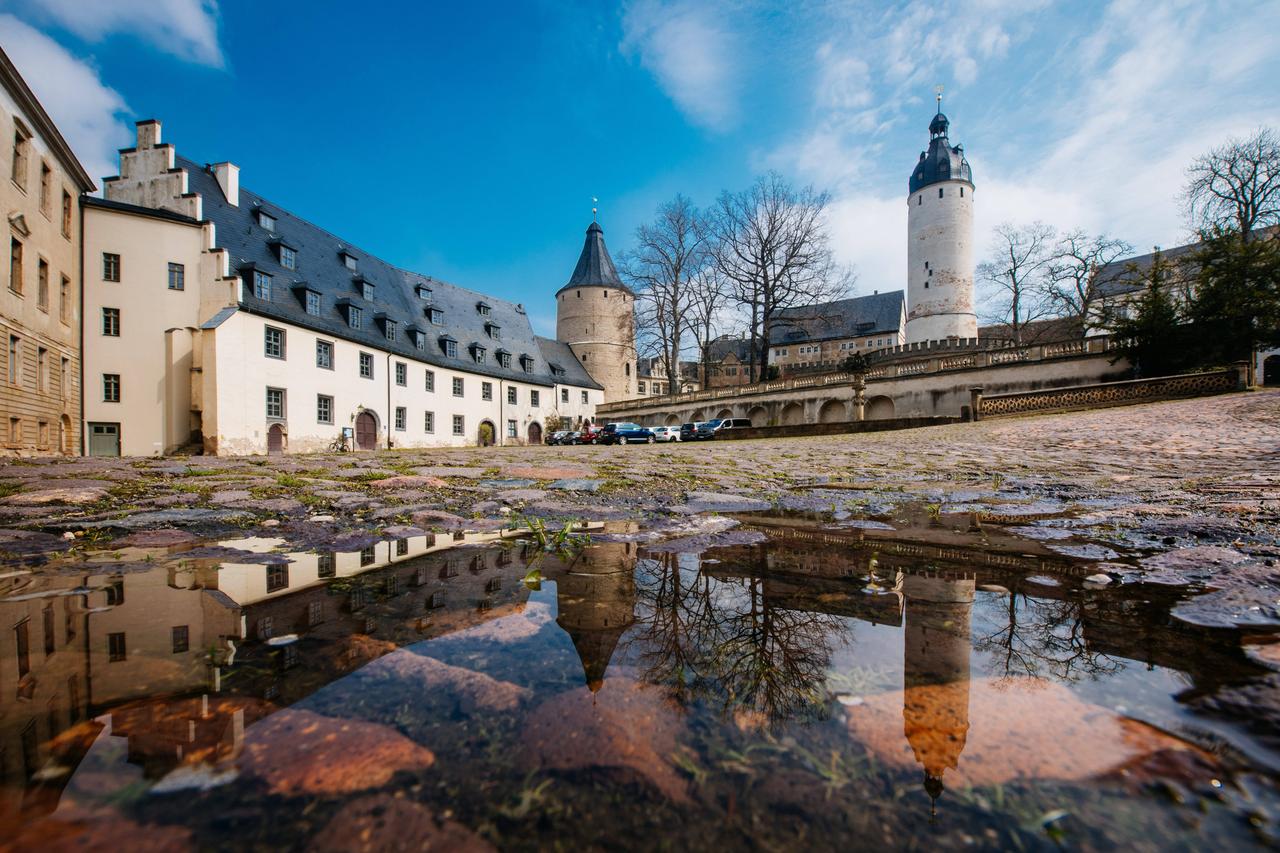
[906,94,977,344]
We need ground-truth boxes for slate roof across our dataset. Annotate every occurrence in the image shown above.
[909,112,973,194]
[1087,227,1280,299]
[179,157,600,390]
[768,291,905,344]
[558,221,633,296]
[707,336,752,361]
[535,336,602,390]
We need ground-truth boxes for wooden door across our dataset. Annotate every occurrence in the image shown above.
[267,423,285,454]
[355,411,377,450]
[527,422,542,445]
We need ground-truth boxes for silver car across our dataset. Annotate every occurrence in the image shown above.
[650,425,681,442]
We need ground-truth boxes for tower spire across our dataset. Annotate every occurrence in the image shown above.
[935,83,943,114]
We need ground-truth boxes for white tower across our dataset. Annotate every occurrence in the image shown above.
[905,95,977,344]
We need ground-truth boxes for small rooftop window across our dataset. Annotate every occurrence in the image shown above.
[476,301,491,316]
[257,210,275,231]
[347,305,362,329]
[384,319,397,342]
[416,285,432,301]
[472,344,486,364]
[362,281,375,301]
[485,322,501,340]
[497,349,511,369]
[520,354,534,373]
[428,308,443,325]
[305,290,321,316]
[339,248,358,271]
[252,270,271,301]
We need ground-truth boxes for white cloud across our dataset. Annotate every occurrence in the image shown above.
[620,0,738,131]
[14,0,224,67]
[0,14,132,187]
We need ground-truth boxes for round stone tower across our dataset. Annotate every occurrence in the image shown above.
[906,103,977,344]
[556,221,637,403]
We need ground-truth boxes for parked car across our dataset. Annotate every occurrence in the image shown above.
[601,422,656,445]
[577,424,604,445]
[651,425,681,442]
[679,422,704,441]
[547,430,572,446]
[695,417,753,439]
[563,431,581,445]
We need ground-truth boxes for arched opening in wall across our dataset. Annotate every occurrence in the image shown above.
[715,408,733,420]
[355,411,378,450]
[866,396,895,420]
[689,410,705,423]
[781,402,804,425]
[478,420,496,447]
[59,415,71,455]
[818,400,846,423]
[527,422,543,445]
[665,414,681,426]
[746,406,768,427]
[1265,355,1280,386]
[267,423,285,454]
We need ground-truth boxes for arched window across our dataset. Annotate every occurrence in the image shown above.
[960,186,964,197]
[938,187,944,198]
[625,362,631,376]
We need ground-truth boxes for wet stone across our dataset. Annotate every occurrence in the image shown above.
[312,795,494,853]
[548,478,602,492]
[1,485,111,505]
[669,491,772,514]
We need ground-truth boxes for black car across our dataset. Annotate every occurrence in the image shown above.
[679,422,703,441]
[600,422,656,445]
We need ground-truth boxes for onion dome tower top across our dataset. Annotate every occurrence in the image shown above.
[909,91,973,194]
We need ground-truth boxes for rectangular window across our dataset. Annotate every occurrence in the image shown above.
[264,326,285,359]
[305,290,321,316]
[258,210,276,231]
[59,275,70,323]
[521,356,533,373]
[36,259,48,311]
[395,361,407,386]
[385,320,397,342]
[452,377,463,397]
[317,394,333,424]
[39,162,51,213]
[103,373,120,402]
[171,625,189,654]
[11,127,29,187]
[9,237,22,293]
[638,381,646,393]
[507,419,517,438]
[36,348,46,393]
[414,331,425,351]
[429,308,443,324]
[344,252,357,271]
[102,307,120,336]
[424,411,435,433]
[530,390,540,407]
[108,632,126,662]
[444,339,457,358]
[348,306,362,328]
[395,406,406,431]
[474,347,486,364]
[62,190,72,238]
[14,619,29,676]
[103,252,119,282]
[561,388,569,404]
[60,357,69,399]
[167,262,185,290]
[265,387,285,420]
[266,564,288,592]
[451,414,464,436]
[424,370,435,392]
[359,546,375,566]
[582,390,588,404]
[359,352,373,379]
[8,335,18,385]
[498,352,511,368]
[362,282,375,301]
[308,600,324,626]
[481,381,492,401]
[317,553,335,578]
[252,270,271,300]
[396,538,409,556]
[507,386,516,405]
[279,245,296,270]
[316,339,333,369]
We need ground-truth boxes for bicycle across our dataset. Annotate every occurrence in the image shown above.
[327,434,350,453]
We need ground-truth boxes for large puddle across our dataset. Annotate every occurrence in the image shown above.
[1,510,1277,850]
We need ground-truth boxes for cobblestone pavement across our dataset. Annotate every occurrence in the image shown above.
[1,391,1277,604]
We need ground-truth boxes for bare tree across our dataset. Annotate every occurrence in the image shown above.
[1045,230,1132,334]
[685,264,731,387]
[620,195,706,397]
[707,172,852,382]
[1184,127,1280,240]
[977,222,1056,344]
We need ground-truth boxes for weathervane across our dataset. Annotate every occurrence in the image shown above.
[592,196,599,222]
[935,83,944,112]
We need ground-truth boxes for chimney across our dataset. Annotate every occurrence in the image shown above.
[212,162,239,207]
[136,119,161,148]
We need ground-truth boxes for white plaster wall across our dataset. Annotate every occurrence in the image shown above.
[204,311,601,455]
[906,180,976,343]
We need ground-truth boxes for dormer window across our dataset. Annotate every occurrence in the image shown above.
[413,330,425,350]
[339,249,358,271]
[252,270,272,300]
[476,301,491,317]
[361,281,375,301]
[305,290,321,316]
[552,366,566,378]
[472,344,486,364]
[416,285,432,301]
[519,355,534,373]
[257,210,275,232]
[497,349,511,369]
[440,335,457,358]
[279,245,297,270]
[348,305,362,329]
[428,308,443,325]
[485,322,501,340]
[384,319,397,342]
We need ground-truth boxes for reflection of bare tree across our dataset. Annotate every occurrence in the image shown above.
[973,588,1122,683]
[630,549,848,723]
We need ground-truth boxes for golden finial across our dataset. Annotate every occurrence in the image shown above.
[935,84,944,112]
[592,196,599,222]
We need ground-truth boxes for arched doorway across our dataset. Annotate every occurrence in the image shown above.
[478,420,495,447]
[715,408,733,420]
[527,422,543,445]
[781,402,804,425]
[59,415,71,455]
[866,396,895,420]
[747,406,768,426]
[355,411,377,450]
[1265,354,1280,386]
[267,423,285,454]
[664,414,680,426]
[818,399,846,423]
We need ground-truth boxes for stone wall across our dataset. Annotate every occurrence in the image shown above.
[715,416,963,441]
[976,366,1247,420]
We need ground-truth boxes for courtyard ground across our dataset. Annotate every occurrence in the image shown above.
[1,389,1277,628]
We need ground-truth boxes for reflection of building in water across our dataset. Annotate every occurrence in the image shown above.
[901,573,974,814]
[552,541,638,693]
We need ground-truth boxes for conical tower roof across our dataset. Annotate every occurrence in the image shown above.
[562,623,627,693]
[558,221,632,296]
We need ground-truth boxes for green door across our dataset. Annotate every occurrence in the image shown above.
[88,423,120,457]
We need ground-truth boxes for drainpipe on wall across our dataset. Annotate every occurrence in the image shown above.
[77,195,85,456]
[498,380,504,447]
[386,351,393,450]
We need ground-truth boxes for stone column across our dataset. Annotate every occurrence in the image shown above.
[852,373,867,422]
[968,387,984,422]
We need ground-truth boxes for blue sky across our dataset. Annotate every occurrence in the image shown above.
[2,0,1278,335]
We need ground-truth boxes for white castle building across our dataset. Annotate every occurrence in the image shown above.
[79,120,634,456]
[906,105,977,344]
